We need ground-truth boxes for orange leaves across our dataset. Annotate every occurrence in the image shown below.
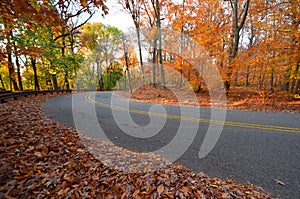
[164,0,299,91]
[0,0,60,28]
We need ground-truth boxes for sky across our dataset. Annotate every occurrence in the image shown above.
[89,0,134,32]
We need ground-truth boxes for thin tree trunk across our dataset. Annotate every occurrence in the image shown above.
[152,38,157,87]
[124,71,127,90]
[234,71,238,84]
[257,65,263,89]
[12,32,23,91]
[251,65,255,81]
[0,74,5,89]
[225,0,250,92]
[293,79,300,94]
[64,71,69,90]
[31,58,40,91]
[156,0,166,90]
[136,27,144,82]
[96,60,102,90]
[245,65,250,87]
[8,51,19,91]
[62,27,70,90]
[270,67,274,92]
[122,36,132,93]
[179,0,186,88]
[52,74,59,90]
[70,34,77,79]
[292,62,300,94]
[15,56,23,91]
[6,32,18,91]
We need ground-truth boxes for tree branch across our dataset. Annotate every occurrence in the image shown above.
[54,12,95,42]
[238,0,250,30]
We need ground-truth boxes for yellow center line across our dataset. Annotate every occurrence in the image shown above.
[84,94,300,133]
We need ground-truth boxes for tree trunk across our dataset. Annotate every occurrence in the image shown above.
[270,67,274,92]
[62,27,70,90]
[122,36,132,93]
[226,0,250,92]
[152,38,157,87]
[234,71,239,84]
[64,71,70,90]
[124,71,127,90]
[52,74,59,90]
[156,0,166,90]
[12,33,23,91]
[245,65,250,87]
[8,51,19,91]
[179,3,185,88]
[31,58,40,91]
[252,65,256,83]
[245,24,254,88]
[293,79,300,94]
[136,26,144,82]
[292,61,300,94]
[257,65,263,89]
[0,74,5,89]
[15,56,23,91]
[6,32,18,91]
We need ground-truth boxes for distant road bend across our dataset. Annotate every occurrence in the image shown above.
[43,92,300,199]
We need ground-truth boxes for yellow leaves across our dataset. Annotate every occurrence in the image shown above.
[30,0,41,12]
[80,0,88,7]
[293,94,300,99]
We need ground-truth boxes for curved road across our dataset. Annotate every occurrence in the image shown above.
[43,92,300,198]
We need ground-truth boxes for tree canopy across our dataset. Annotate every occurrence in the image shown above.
[0,0,299,94]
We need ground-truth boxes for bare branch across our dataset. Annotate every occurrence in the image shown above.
[54,12,95,42]
[238,0,250,30]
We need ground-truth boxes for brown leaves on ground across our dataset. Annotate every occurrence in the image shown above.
[120,85,300,113]
[0,94,273,198]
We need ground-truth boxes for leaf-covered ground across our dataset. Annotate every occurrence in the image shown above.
[0,94,274,198]
[120,85,300,113]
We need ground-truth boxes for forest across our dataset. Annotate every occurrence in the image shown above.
[0,0,299,94]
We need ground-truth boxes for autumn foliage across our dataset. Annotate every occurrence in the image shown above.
[0,0,299,94]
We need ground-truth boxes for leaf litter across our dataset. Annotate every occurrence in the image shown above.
[0,94,274,198]
[118,84,300,113]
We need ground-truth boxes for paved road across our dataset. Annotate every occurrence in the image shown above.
[43,92,300,198]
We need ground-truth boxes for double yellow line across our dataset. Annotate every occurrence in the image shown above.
[85,94,300,133]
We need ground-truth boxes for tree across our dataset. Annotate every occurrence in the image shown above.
[222,0,250,91]
[122,35,133,93]
[77,23,124,91]
[0,0,108,91]
[119,0,145,82]
[141,0,167,89]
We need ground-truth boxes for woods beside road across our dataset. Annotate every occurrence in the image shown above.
[0,0,299,96]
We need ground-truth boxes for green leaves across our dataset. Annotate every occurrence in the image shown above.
[77,22,124,91]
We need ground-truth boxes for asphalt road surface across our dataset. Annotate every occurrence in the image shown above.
[43,92,300,198]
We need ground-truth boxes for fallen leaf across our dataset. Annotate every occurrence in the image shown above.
[157,184,164,195]
[275,179,285,186]
[34,151,42,157]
